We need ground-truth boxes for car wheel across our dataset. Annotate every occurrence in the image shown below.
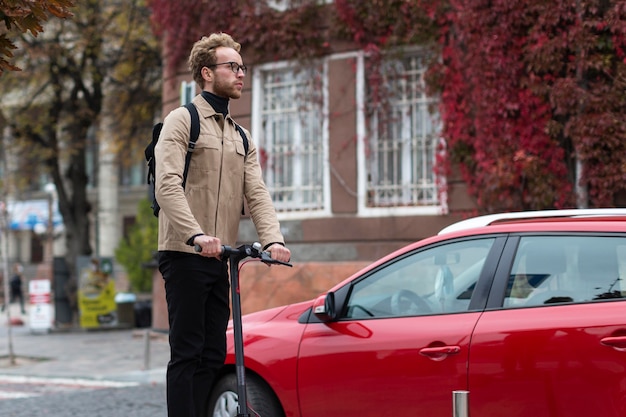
[208,373,285,417]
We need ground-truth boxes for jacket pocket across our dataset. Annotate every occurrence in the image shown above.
[186,135,221,189]
[234,139,246,158]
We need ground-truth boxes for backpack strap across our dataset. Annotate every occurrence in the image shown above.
[234,122,249,155]
[145,122,162,184]
[181,102,200,189]
[233,122,250,216]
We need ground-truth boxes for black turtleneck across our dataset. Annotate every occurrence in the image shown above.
[201,91,229,118]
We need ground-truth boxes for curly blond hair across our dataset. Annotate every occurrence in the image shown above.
[188,33,241,86]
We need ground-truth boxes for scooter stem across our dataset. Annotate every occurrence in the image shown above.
[228,245,252,417]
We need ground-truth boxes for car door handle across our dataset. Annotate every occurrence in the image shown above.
[419,345,461,361]
[601,336,626,351]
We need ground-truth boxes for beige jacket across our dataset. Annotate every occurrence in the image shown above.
[154,94,284,253]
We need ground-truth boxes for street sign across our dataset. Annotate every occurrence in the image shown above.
[29,280,52,332]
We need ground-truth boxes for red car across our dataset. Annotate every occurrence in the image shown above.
[207,209,626,417]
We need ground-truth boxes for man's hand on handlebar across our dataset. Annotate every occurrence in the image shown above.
[194,239,292,266]
[193,235,222,259]
[266,243,291,264]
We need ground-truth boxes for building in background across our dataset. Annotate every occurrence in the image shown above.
[161,48,474,266]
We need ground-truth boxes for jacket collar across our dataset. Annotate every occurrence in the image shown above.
[192,94,234,124]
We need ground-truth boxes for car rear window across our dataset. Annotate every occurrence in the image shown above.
[504,235,626,308]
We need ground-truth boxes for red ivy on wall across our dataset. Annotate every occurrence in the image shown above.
[148,0,626,213]
[434,1,571,211]
[434,0,626,211]
[147,0,331,77]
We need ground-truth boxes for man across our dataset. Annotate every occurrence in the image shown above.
[155,32,291,417]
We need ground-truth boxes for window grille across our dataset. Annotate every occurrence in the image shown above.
[257,65,326,213]
[366,54,441,208]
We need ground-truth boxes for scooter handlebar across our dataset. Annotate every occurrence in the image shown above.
[193,244,237,256]
[258,249,292,267]
[194,242,292,267]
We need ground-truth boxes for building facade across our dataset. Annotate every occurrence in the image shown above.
[160,46,474,265]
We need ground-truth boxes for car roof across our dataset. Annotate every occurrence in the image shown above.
[438,208,626,235]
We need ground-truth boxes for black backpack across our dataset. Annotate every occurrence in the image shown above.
[144,102,249,217]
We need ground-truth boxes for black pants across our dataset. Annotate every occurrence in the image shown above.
[159,251,230,417]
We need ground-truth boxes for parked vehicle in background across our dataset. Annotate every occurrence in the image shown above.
[208,209,626,417]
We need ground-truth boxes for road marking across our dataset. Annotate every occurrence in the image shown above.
[0,391,35,400]
[0,374,139,387]
[0,374,139,401]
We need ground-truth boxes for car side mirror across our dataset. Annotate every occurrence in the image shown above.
[313,291,337,322]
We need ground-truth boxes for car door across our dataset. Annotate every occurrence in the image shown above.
[296,237,502,417]
[469,234,626,417]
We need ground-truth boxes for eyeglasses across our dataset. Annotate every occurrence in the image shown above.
[208,62,247,75]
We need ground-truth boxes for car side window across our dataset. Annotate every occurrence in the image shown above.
[343,238,496,319]
[505,235,626,308]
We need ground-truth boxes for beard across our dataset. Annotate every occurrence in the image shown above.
[212,77,242,99]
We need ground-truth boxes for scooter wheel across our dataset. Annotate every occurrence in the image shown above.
[208,372,285,417]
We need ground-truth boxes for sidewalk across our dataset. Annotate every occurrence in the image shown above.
[0,303,170,385]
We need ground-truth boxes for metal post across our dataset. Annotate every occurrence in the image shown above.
[1,201,16,365]
[143,328,151,370]
[44,183,56,280]
[453,390,469,417]
[46,192,53,264]
[0,126,16,364]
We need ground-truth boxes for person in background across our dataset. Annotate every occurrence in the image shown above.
[154,32,291,417]
[1,263,26,314]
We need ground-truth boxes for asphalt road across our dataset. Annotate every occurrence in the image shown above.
[1,382,166,417]
[1,303,170,416]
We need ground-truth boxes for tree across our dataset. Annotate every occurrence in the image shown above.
[0,0,161,304]
[0,0,75,74]
[114,198,157,293]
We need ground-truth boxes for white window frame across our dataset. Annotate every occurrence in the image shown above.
[180,81,196,105]
[251,59,331,220]
[356,50,447,217]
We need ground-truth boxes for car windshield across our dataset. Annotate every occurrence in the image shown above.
[344,238,495,319]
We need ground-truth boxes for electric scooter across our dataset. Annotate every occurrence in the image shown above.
[196,242,292,417]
